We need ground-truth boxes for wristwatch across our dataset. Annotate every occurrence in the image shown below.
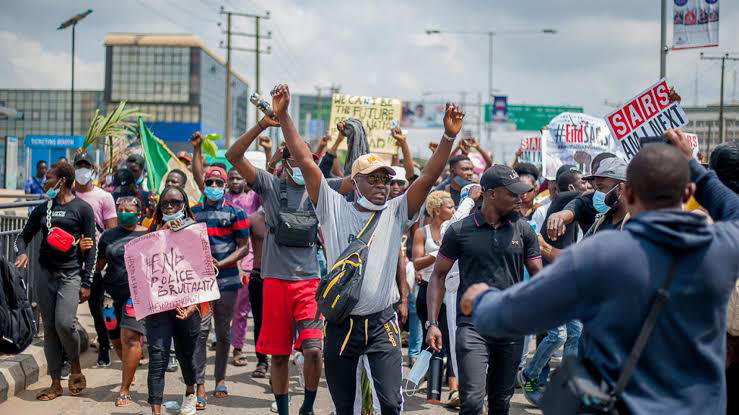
[424,320,439,330]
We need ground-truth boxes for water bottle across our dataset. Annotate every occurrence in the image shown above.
[250,92,275,118]
[426,354,443,403]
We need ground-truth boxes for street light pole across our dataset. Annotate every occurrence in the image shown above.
[488,32,493,104]
[57,9,92,137]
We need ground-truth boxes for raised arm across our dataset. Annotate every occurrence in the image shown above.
[258,136,274,170]
[405,103,465,218]
[226,116,280,185]
[391,127,415,181]
[271,84,323,204]
[411,226,435,271]
[469,138,493,169]
[191,132,205,191]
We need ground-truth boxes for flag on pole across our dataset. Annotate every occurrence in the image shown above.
[137,117,202,204]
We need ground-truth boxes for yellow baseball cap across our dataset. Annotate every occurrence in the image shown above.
[350,154,396,179]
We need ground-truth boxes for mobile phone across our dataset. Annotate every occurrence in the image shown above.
[171,217,196,232]
[639,136,667,147]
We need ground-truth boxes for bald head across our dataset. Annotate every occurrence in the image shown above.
[626,144,690,209]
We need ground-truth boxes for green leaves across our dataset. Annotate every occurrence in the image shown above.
[201,133,221,158]
[82,101,148,150]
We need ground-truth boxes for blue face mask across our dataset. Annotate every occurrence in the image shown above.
[46,187,59,199]
[405,348,433,396]
[136,175,144,186]
[287,162,305,186]
[204,186,225,201]
[592,185,618,214]
[162,208,185,222]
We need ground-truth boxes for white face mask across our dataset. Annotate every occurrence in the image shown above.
[354,180,388,211]
[75,168,94,185]
[404,348,433,396]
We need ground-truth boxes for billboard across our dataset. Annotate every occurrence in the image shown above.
[673,0,719,50]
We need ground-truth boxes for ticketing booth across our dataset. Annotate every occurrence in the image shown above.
[24,135,84,177]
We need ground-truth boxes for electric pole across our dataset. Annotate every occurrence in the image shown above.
[701,53,739,144]
[220,6,271,147]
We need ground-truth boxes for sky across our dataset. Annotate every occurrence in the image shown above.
[1,0,738,117]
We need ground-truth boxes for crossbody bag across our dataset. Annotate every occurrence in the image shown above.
[541,257,680,414]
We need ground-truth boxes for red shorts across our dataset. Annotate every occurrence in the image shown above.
[257,278,324,356]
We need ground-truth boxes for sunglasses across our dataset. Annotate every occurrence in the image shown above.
[160,199,185,209]
[390,179,406,186]
[363,174,391,186]
[116,196,140,207]
[205,179,225,187]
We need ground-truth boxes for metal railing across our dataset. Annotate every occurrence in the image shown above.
[0,194,46,328]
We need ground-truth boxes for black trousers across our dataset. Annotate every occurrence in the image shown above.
[88,272,110,350]
[247,269,268,365]
[457,324,524,415]
[416,280,455,378]
[324,307,403,415]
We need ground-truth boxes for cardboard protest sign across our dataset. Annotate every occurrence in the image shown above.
[685,132,700,159]
[541,112,626,180]
[124,223,220,320]
[519,135,542,168]
[327,94,402,154]
[605,78,688,161]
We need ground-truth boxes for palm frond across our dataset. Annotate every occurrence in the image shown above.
[81,101,148,150]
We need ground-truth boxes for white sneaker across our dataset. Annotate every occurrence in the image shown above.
[271,401,278,413]
[179,393,197,415]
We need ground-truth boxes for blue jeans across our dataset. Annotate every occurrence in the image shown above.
[524,320,582,382]
[407,286,422,358]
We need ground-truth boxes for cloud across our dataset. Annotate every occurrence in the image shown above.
[0,31,103,89]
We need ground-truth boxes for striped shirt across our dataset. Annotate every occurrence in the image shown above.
[192,199,250,291]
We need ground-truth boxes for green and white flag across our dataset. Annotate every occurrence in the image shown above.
[138,117,202,204]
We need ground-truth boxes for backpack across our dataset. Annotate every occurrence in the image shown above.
[316,211,382,323]
[0,256,37,354]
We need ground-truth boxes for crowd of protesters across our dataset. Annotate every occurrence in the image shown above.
[9,81,739,415]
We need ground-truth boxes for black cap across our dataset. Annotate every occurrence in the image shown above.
[73,151,94,167]
[126,153,145,167]
[514,162,540,182]
[113,168,134,187]
[555,164,579,180]
[480,164,533,194]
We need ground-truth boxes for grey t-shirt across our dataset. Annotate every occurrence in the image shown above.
[315,176,418,316]
[252,169,319,281]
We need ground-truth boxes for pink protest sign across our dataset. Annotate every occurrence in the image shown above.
[124,222,220,320]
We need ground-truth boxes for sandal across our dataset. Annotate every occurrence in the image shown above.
[214,383,228,398]
[36,386,63,401]
[196,396,207,410]
[252,362,268,378]
[115,393,133,407]
[68,373,87,396]
[231,351,248,367]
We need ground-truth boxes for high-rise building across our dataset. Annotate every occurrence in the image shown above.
[104,33,251,152]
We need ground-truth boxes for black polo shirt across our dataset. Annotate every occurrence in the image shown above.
[439,208,541,324]
[564,192,597,234]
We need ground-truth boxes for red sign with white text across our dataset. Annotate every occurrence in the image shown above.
[605,78,688,160]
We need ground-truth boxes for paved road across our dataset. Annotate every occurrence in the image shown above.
[0,309,542,414]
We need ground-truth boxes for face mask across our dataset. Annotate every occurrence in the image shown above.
[204,186,225,201]
[592,184,619,214]
[46,180,63,199]
[136,175,144,186]
[404,348,433,396]
[162,208,185,222]
[105,175,113,186]
[353,180,388,211]
[287,162,305,186]
[453,176,472,188]
[117,211,140,226]
[75,168,94,185]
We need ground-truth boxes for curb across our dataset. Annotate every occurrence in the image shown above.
[0,323,90,404]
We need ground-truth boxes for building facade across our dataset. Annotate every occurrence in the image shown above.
[684,104,739,155]
[104,33,250,153]
[0,89,104,188]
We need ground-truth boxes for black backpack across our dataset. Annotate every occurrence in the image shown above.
[0,256,36,354]
[316,211,381,323]
[272,181,320,248]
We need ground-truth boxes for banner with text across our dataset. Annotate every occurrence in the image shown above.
[686,132,700,158]
[519,135,542,169]
[541,112,626,180]
[328,94,402,154]
[124,223,220,320]
[673,0,719,50]
[605,78,688,160]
